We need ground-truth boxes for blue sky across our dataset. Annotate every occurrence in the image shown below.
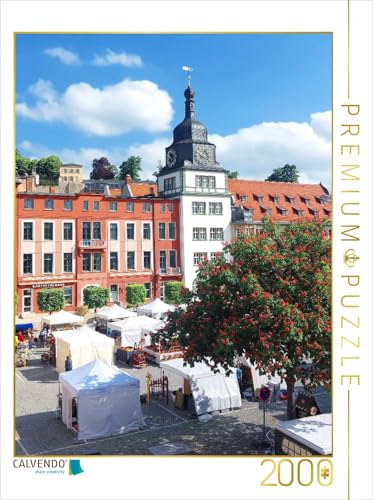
[16,33,332,186]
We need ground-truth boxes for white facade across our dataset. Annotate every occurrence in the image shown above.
[164,168,230,289]
[179,193,231,289]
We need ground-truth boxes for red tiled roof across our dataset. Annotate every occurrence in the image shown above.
[228,179,331,222]
[131,183,158,197]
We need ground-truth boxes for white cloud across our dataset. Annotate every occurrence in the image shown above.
[17,139,170,182]
[18,111,331,187]
[92,49,143,67]
[210,110,331,188]
[43,47,80,65]
[16,78,174,136]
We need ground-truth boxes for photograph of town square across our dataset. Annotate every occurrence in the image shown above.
[15,33,331,456]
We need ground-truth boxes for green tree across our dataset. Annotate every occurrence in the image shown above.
[156,219,331,419]
[265,164,299,183]
[16,149,32,177]
[164,281,184,305]
[37,289,65,314]
[119,156,142,181]
[36,155,61,181]
[126,284,146,308]
[83,286,109,312]
[227,170,239,179]
[110,164,120,180]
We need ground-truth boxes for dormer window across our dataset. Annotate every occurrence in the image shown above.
[260,205,271,215]
[276,207,288,216]
[323,207,331,215]
[269,194,280,203]
[293,207,304,216]
[240,195,248,202]
[309,208,320,216]
[316,195,327,205]
[254,194,264,203]
[301,196,310,205]
[285,195,296,204]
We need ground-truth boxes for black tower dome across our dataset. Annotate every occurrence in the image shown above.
[161,84,225,173]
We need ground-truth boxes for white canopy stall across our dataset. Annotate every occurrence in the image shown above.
[161,358,242,416]
[96,304,136,321]
[54,325,114,373]
[59,359,145,440]
[42,311,84,329]
[137,298,174,319]
[110,316,164,348]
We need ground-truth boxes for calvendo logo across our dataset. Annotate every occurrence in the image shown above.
[13,458,69,475]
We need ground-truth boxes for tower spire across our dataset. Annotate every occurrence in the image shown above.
[182,65,193,87]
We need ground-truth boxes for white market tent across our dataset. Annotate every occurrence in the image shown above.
[54,325,114,373]
[275,413,331,455]
[238,356,304,392]
[42,310,84,327]
[59,359,145,440]
[160,358,242,416]
[96,304,136,321]
[137,298,174,319]
[110,316,164,348]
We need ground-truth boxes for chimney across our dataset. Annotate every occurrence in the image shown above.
[124,174,132,185]
[26,176,34,192]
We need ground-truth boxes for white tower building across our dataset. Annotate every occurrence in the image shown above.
[157,82,231,289]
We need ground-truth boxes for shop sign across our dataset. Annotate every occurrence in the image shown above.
[31,283,65,289]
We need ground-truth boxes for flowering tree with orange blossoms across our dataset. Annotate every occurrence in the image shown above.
[155,219,331,419]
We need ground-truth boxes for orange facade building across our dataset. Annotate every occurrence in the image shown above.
[16,184,181,315]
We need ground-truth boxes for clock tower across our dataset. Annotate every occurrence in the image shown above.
[157,78,231,289]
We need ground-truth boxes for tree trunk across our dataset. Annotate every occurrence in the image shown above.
[286,377,296,420]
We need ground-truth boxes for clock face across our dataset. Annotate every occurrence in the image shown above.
[194,146,214,166]
[167,148,177,167]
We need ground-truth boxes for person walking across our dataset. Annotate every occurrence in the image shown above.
[39,325,48,348]
[65,355,73,371]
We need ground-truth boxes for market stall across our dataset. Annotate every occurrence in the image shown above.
[41,311,84,331]
[54,325,114,373]
[96,304,136,322]
[137,298,174,320]
[94,304,136,336]
[59,359,145,440]
[275,413,332,456]
[110,316,164,348]
[160,358,242,416]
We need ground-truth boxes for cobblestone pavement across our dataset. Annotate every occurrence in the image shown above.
[15,347,330,456]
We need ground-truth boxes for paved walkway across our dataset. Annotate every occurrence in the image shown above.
[15,347,330,456]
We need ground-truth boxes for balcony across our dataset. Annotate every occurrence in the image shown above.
[159,267,182,275]
[78,239,106,249]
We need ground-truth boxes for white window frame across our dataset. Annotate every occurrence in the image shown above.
[193,252,208,266]
[143,250,152,270]
[126,251,136,271]
[63,221,74,241]
[126,222,136,241]
[142,222,152,241]
[168,222,176,240]
[109,251,119,272]
[109,222,119,241]
[192,201,206,215]
[22,253,34,275]
[43,221,54,241]
[22,220,34,241]
[110,284,119,302]
[42,252,54,274]
[169,249,177,268]
[22,289,32,313]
